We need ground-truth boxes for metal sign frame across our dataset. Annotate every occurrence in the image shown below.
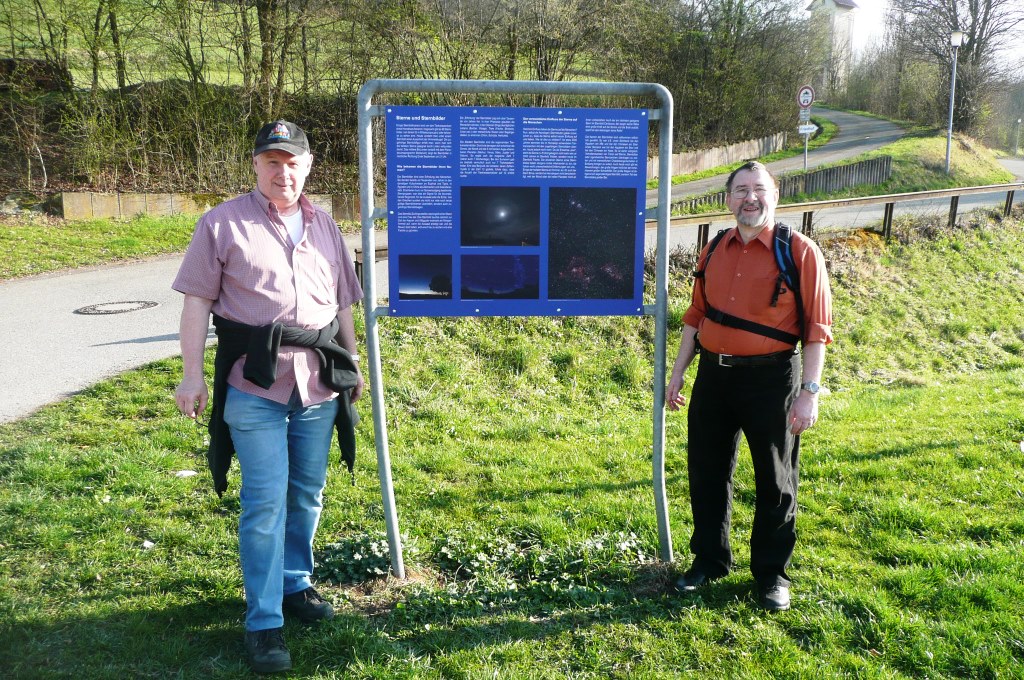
[357,79,674,578]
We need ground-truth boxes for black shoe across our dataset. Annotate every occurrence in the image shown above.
[674,569,721,593]
[759,585,791,611]
[245,627,292,674]
[283,586,335,623]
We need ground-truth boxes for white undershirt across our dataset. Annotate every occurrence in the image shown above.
[280,209,305,247]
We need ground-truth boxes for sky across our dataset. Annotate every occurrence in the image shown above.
[847,0,1024,69]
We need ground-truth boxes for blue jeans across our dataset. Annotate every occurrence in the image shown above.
[223,385,339,631]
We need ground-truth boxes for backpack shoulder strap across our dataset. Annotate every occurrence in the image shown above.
[773,223,799,290]
[694,228,729,279]
[771,222,805,342]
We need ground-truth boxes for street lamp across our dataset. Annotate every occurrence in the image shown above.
[945,29,967,174]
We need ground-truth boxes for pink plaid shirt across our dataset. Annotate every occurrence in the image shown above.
[173,191,362,406]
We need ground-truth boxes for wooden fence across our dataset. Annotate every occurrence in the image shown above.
[674,155,893,213]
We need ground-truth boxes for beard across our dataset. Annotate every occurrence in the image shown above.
[735,201,770,228]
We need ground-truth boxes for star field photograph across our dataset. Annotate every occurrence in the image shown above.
[548,187,638,300]
[398,255,453,300]
[460,186,541,246]
[461,255,540,300]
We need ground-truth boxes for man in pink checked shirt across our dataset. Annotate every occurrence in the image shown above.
[172,120,363,674]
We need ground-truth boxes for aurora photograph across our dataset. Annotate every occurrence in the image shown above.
[460,186,541,246]
[548,187,637,300]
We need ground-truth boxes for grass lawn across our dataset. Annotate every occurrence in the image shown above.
[1,210,1023,677]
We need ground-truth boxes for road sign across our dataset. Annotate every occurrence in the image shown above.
[799,108,811,122]
[797,85,815,109]
[798,123,817,135]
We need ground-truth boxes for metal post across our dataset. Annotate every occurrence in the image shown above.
[945,43,960,174]
[357,83,405,580]
[650,86,675,564]
[882,202,895,239]
[1015,119,1021,157]
[803,134,809,172]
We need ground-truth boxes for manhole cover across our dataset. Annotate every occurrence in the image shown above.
[74,300,160,315]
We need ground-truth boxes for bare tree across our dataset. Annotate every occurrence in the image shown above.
[892,0,1024,132]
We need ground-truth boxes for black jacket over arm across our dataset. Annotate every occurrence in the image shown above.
[206,314,359,496]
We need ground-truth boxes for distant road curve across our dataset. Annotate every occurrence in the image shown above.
[647,108,906,205]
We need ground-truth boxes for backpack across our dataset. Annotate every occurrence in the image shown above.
[694,223,805,346]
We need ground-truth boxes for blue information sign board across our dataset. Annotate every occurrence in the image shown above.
[384,105,650,316]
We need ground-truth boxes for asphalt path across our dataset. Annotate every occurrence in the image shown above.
[1,117,1021,423]
[646,108,907,205]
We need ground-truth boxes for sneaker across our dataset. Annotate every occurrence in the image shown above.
[245,627,291,674]
[282,586,335,623]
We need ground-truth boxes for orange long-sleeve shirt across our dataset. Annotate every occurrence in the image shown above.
[682,224,833,356]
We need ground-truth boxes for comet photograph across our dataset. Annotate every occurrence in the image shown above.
[398,254,453,300]
[548,187,637,300]
[460,186,541,246]
[461,255,540,299]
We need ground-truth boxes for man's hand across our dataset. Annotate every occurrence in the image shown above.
[666,373,687,412]
[788,390,818,435]
[175,375,209,420]
[351,367,365,402]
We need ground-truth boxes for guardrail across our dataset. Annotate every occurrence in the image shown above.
[658,182,1024,248]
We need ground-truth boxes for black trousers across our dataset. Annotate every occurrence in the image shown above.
[686,351,801,588]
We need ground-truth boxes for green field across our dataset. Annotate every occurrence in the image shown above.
[1,204,1023,677]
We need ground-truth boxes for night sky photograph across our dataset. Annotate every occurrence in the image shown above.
[398,254,453,300]
[461,255,540,300]
[548,187,638,300]
[460,186,541,246]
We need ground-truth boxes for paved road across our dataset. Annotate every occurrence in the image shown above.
[0,115,1020,423]
[646,108,906,205]
[0,235,375,424]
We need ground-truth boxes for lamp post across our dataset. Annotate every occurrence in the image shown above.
[945,30,966,174]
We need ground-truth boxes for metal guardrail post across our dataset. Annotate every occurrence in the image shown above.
[801,211,814,235]
[697,223,710,250]
[1005,191,1015,217]
[948,195,960,229]
[882,203,895,239]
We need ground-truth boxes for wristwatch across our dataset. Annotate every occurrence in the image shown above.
[800,381,820,395]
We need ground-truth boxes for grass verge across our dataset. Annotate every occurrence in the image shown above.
[0,213,198,280]
[1,211,1023,677]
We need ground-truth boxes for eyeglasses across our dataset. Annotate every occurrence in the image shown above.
[729,186,771,199]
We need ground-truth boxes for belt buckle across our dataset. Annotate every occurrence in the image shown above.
[718,353,732,367]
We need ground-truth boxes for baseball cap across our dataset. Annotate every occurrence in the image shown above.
[253,120,310,156]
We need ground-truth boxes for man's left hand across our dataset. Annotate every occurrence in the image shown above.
[351,367,365,402]
[788,391,818,435]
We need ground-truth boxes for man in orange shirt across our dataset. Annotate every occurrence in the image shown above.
[666,161,833,611]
